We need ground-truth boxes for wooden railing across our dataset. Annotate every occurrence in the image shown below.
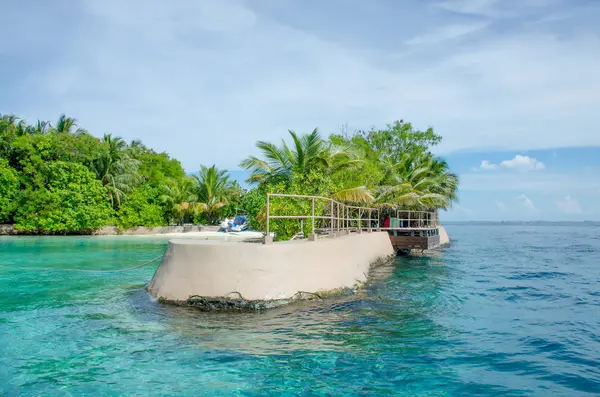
[265,193,379,237]
[264,194,438,242]
[387,210,438,229]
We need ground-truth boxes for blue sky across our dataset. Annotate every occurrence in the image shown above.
[1,0,599,221]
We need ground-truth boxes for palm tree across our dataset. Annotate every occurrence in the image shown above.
[330,186,374,203]
[0,115,50,137]
[240,128,362,185]
[51,114,87,135]
[160,176,197,225]
[32,120,50,135]
[193,165,239,224]
[373,152,458,209]
[0,115,18,159]
[93,134,141,207]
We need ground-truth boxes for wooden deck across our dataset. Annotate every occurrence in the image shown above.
[264,193,442,254]
[384,228,441,252]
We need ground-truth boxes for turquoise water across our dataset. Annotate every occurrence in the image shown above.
[1,225,599,396]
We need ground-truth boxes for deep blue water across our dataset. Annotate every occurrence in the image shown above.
[1,224,599,396]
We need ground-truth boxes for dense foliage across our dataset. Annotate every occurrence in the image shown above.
[240,121,459,239]
[13,161,113,233]
[0,159,19,223]
[0,113,237,233]
[1,113,458,236]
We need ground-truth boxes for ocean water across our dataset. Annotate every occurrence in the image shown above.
[1,224,599,396]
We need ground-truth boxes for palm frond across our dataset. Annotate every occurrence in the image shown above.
[331,186,374,203]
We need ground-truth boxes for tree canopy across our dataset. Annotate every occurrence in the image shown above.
[0,112,458,235]
[14,161,112,233]
[239,123,458,239]
[242,122,458,210]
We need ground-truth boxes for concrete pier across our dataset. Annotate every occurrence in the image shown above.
[147,232,395,310]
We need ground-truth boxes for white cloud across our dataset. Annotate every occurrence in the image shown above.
[556,195,582,214]
[437,0,503,17]
[477,155,545,171]
[460,169,600,192]
[1,0,600,170]
[494,199,508,212]
[516,194,539,212]
[406,22,489,45]
[500,155,545,170]
[437,0,560,18]
[479,160,498,170]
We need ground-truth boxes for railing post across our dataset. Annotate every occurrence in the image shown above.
[330,200,334,236]
[347,206,350,232]
[358,209,361,233]
[337,202,340,232]
[263,194,273,244]
[309,197,315,240]
[349,206,351,233]
[266,194,270,235]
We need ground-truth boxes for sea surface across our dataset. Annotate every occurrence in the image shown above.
[1,224,599,396]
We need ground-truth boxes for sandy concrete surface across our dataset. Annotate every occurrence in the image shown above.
[439,225,450,247]
[147,232,395,302]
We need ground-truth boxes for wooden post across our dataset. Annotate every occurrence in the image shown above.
[311,197,315,236]
[359,208,362,233]
[263,194,271,244]
[266,194,270,235]
[346,206,349,232]
[330,200,334,235]
[348,207,351,232]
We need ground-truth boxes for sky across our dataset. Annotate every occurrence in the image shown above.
[1,0,599,221]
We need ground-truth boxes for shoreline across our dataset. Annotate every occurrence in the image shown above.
[0,224,220,236]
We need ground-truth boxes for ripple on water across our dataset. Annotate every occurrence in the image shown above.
[507,271,571,280]
[1,228,600,396]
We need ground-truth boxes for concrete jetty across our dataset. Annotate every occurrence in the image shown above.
[147,232,395,310]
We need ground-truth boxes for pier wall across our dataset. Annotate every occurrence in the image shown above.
[147,232,395,304]
[439,225,450,247]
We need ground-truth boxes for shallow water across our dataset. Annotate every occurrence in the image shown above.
[1,225,599,396]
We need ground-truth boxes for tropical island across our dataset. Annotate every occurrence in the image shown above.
[0,113,458,239]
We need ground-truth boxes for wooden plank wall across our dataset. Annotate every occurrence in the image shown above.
[388,235,440,250]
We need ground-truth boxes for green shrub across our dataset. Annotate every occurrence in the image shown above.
[116,186,166,230]
[14,161,112,233]
[0,159,19,223]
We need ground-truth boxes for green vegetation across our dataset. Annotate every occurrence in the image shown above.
[14,162,112,233]
[240,120,458,239]
[193,165,240,225]
[0,113,237,233]
[0,159,19,223]
[0,113,458,235]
